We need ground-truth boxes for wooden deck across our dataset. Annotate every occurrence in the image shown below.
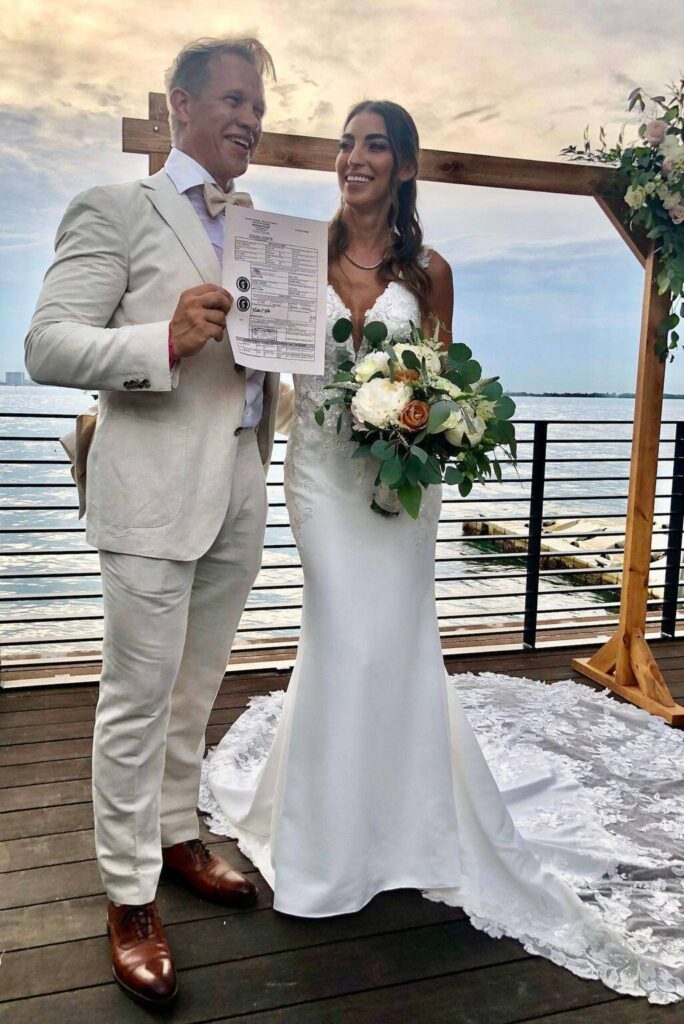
[1,639,683,1023]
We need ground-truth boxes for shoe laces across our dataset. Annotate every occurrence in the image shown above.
[185,838,212,867]
[122,902,155,940]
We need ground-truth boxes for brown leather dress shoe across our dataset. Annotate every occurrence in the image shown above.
[162,838,258,907]
[107,900,178,1007]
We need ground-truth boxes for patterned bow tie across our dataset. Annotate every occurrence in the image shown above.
[202,182,254,218]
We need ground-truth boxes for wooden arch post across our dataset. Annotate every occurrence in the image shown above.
[123,94,683,725]
[572,247,684,724]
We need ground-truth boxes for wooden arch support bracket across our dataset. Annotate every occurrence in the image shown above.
[572,631,684,725]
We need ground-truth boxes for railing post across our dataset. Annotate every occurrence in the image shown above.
[523,421,547,649]
[661,420,684,638]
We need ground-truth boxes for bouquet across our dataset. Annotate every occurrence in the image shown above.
[562,78,684,360]
[314,318,517,518]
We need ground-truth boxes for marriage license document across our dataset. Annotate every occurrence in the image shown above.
[223,205,328,375]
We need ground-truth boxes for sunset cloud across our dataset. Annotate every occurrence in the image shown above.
[0,0,680,390]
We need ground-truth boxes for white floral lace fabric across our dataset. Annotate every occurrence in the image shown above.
[201,672,684,1004]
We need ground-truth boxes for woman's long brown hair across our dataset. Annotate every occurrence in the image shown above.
[329,100,431,319]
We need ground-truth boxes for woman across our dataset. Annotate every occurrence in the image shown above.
[201,102,684,1003]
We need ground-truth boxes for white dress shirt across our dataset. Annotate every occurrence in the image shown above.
[164,147,264,428]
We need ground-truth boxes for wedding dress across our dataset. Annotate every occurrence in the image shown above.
[200,264,684,1004]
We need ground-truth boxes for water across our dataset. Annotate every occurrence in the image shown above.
[2,386,682,662]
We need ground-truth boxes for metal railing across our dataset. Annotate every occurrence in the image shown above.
[2,410,684,678]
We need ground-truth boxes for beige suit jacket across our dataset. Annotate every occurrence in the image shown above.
[25,170,278,560]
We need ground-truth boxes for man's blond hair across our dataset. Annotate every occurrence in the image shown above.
[165,37,276,139]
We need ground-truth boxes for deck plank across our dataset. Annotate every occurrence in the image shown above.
[0,639,681,1023]
[0,889,462,1001]
[0,931,617,1024]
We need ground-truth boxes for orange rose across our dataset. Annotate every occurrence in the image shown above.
[398,400,430,431]
[394,368,420,383]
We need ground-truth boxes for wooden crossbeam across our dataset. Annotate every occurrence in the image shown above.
[124,92,636,200]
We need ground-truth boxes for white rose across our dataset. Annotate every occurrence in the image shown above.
[433,375,463,400]
[351,378,411,429]
[353,350,390,383]
[444,410,486,447]
[662,190,683,212]
[624,184,647,209]
[660,135,682,159]
[393,343,441,375]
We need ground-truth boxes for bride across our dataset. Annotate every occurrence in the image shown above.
[201,100,684,1003]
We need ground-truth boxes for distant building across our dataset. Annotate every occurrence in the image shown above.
[5,371,27,385]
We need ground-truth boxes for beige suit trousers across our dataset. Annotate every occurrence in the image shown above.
[92,432,267,904]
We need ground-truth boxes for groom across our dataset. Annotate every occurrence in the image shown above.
[25,37,278,1007]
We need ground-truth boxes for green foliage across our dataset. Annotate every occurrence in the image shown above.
[380,455,404,486]
[401,348,421,370]
[364,321,388,348]
[444,465,464,486]
[427,400,453,433]
[397,481,422,518]
[332,318,353,343]
[494,395,516,420]
[562,77,684,361]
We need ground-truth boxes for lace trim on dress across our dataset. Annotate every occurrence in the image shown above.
[200,672,684,1004]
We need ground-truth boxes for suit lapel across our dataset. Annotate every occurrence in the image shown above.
[141,170,222,284]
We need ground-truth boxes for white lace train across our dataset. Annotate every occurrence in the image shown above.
[200,672,684,1004]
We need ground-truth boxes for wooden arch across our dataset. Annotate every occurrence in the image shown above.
[123,93,684,726]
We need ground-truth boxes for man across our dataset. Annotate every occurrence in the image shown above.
[25,37,278,1007]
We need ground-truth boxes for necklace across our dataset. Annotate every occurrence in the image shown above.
[342,251,384,271]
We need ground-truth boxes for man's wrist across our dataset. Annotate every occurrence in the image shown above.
[168,324,180,367]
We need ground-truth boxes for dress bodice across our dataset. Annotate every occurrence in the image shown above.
[294,253,430,417]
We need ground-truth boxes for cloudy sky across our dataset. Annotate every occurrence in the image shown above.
[1,0,682,390]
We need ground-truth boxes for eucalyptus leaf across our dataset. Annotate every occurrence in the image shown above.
[444,466,464,486]
[400,349,421,370]
[481,381,503,400]
[427,401,452,434]
[458,477,473,497]
[405,456,422,487]
[364,321,388,347]
[460,360,482,385]
[409,444,428,464]
[420,457,442,485]
[494,395,516,420]
[371,439,395,461]
[380,454,404,486]
[332,318,353,343]
[314,408,325,426]
[448,343,472,364]
[397,481,422,519]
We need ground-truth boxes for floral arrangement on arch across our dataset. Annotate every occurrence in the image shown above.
[562,78,684,360]
[314,319,516,519]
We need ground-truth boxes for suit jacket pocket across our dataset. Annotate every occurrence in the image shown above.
[100,418,187,529]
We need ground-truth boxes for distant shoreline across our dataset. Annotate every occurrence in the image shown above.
[509,392,684,399]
